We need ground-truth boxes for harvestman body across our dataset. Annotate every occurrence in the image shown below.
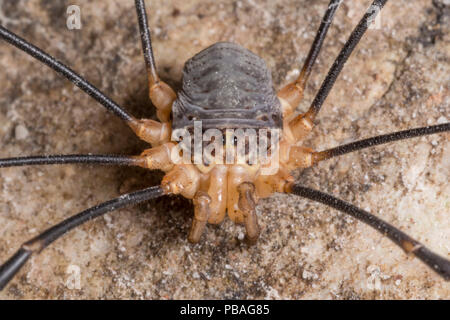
[0,0,449,291]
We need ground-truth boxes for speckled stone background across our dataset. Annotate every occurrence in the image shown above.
[0,0,448,299]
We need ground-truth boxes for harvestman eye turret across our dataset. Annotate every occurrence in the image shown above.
[0,0,448,290]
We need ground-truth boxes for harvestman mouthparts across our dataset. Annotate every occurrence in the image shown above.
[0,0,449,291]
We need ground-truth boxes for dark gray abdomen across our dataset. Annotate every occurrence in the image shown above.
[172,42,282,131]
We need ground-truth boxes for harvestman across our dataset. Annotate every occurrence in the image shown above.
[0,0,449,290]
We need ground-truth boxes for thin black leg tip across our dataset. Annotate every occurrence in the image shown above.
[0,248,32,291]
[0,186,163,291]
[290,184,450,281]
[415,247,450,281]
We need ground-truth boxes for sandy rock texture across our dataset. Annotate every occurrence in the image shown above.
[0,0,449,299]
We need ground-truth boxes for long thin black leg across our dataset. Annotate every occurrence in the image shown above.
[288,184,450,280]
[305,0,389,120]
[135,0,159,85]
[0,186,165,290]
[278,0,343,110]
[133,0,176,123]
[314,123,450,162]
[298,0,343,89]
[0,25,134,122]
[0,154,143,168]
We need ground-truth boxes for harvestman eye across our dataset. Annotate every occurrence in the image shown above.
[0,0,449,291]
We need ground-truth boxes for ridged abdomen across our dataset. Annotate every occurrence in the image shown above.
[172,42,282,131]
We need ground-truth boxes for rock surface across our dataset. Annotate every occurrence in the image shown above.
[0,0,448,299]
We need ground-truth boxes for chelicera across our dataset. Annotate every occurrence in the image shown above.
[0,0,449,291]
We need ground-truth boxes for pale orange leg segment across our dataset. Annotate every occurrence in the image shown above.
[255,167,294,199]
[237,182,260,244]
[283,112,315,143]
[284,146,315,171]
[161,164,201,199]
[277,59,312,116]
[149,78,177,123]
[127,71,176,144]
[128,117,171,146]
[135,0,177,123]
[277,51,315,115]
[188,191,211,243]
[278,83,305,118]
[134,142,176,172]
[278,44,318,141]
